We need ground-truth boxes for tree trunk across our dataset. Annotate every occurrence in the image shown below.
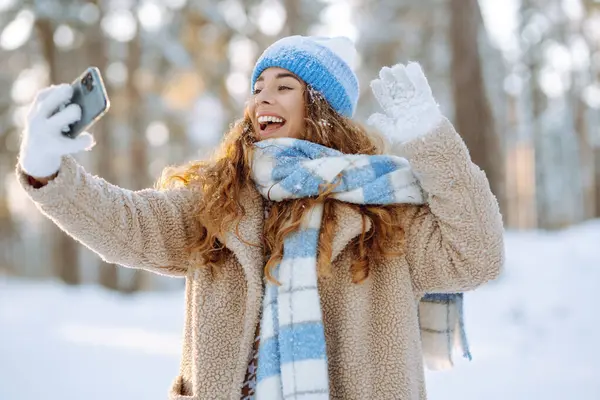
[0,94,18,275]
[596,150,600,218]
[573,93,595,219]
[283,0,301,35]
[0,160,18,275]
[583,1,600,218]
[449,0,506,217]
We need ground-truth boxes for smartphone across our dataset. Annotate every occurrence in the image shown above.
[61,66,110,138]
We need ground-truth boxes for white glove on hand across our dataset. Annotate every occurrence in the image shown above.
[19,84,95,178]
[367,62,443,145]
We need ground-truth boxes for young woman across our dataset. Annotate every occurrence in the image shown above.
[17,35,503,400]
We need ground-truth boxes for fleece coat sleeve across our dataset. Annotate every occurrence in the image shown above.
[394,118,505,293]
[16,155,202,277]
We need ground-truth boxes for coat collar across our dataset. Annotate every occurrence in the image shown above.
[222,185,370,279]
[330,202,371,262]
[222,184,265,286]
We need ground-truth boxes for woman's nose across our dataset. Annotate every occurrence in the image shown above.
[255,87,274,105]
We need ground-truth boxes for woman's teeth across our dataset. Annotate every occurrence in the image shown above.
[257,115,284,124]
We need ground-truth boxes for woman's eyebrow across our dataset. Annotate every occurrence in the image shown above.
[275,72,301,82]
[255,73,301,83]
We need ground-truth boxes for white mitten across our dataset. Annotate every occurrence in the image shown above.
[19,84,95,178]
[367,62,443,145]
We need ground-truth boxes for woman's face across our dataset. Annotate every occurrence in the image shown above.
[248,67,306,140]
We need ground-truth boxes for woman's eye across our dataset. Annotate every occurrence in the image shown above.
[253,88,262,95]
[278,86,292,91]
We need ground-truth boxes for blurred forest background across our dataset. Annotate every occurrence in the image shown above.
[0,0,599,291]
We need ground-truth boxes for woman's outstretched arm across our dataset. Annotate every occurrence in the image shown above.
[17,156,202,277]
[17,84,202,277]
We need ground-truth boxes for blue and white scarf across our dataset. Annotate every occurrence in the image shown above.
[251,138,470,399]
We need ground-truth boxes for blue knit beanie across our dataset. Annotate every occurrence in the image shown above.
[251,35,359,118]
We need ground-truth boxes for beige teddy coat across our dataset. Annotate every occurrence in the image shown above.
[17,119,504,400]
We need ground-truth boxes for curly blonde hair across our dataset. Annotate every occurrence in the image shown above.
[159,87,405,284]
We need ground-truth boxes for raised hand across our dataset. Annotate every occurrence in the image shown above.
[367,62,443,145]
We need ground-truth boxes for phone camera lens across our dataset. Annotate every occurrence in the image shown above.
[81,73,94,91]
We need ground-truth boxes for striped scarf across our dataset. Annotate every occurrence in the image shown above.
[251,138,470,399]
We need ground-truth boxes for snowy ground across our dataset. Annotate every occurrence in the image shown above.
[1,222,599,400]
